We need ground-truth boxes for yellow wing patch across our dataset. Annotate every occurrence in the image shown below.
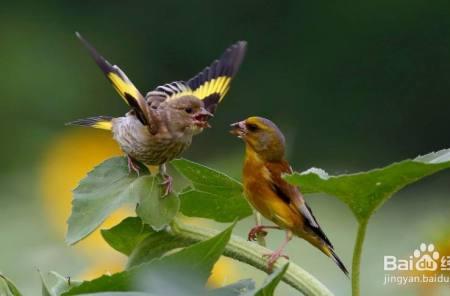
[107,71,142,104]
[151,77,230,103]
[186,41,246,112]
[193,76,231,102]
[66,116,113,131]
[91,120,112,130]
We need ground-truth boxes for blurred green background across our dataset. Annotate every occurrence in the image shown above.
[0,1,449,295]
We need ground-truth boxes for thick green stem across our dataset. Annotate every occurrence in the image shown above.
[352,220,368,296]
[171,219,333,296]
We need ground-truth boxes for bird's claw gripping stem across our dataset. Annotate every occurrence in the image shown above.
[160,174,173,197]
[263,252,290,271]
[262,230,292,271]
[127,156,140,176]
[248,225,281,241]
[248,225,268,241]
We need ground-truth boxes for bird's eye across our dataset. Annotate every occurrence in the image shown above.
[246,123,259,132]
[185,108,193,114]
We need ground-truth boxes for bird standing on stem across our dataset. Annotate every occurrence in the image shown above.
[230,116,348,275]
[68,33,246,194]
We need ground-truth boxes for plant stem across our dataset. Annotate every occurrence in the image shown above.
[171,219,333,296]
[351,220,368,296]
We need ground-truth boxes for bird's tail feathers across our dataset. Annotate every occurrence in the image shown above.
[326,247,349,277]
[66,116,113,131]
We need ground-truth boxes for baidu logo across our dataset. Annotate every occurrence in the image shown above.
[383,243,450,285]
[413,243,440,271]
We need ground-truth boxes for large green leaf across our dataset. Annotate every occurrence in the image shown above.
[101,217,153,256]
[64,223,235,295]
[0,274,22,296]
[171,159,252,222]
[134,176,180,231]
[126,229,188,268]
[136,222,236,295]
[66,157,149,245]
[40,271,81,296]
[284,149,450,222]
[102,217,187,267]
[245,264,289,296]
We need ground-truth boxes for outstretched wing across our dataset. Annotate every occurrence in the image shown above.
[188,41,247,113]
[265,161,333,248]
[76,32,151,127]
[148,41,247,113]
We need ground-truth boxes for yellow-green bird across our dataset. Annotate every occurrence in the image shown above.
[230,116,348,275]
[68,33,246,194]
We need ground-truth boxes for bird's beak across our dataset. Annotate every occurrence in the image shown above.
[193,108,214,128]
[230,121,247,138]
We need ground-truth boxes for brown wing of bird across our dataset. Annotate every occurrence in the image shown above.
[265,161,349,276]
[264,161,332,246]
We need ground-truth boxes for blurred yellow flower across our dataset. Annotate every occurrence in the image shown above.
[40,129,129,274]
[208,257,242,288]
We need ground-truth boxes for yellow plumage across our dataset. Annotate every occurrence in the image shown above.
[91,120,112,131]
[193,76,231,102]
[107,72,142,105]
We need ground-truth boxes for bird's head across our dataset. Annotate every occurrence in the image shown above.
[165,96,214,135]
[230,116,286,161]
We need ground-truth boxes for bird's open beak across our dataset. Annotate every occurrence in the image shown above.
[230,121,247,138]
[193,108,214,128]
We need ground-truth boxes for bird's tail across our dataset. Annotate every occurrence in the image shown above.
[326,246,349,277]
[66,116,113,131]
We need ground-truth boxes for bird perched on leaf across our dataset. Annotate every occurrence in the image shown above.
[230,116,348,275]
[68,33,247,194]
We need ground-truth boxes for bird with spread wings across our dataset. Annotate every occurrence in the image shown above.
[68,33,247,195]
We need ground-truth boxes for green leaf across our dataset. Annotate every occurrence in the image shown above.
[284,149,450,222]
[64,223,235,296]
[145,221,235,283]
[101,216,186,268]
[101,217,186,267]
[171,159,252,222]
[62,272,131,296]
[66,157,149,245]
[245,264,289,296]
[134,176,180,231]
[0,274,22,296]
[40,271,81,296]
[101,217,153,256]
[209,279,255,296]
[126,229,188,268]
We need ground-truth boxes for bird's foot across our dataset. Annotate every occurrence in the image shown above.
[127,156,140,176]
[248,225,280,241]
[262,251,290,271]
[248,225,268,241]
[160,174,173,197]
